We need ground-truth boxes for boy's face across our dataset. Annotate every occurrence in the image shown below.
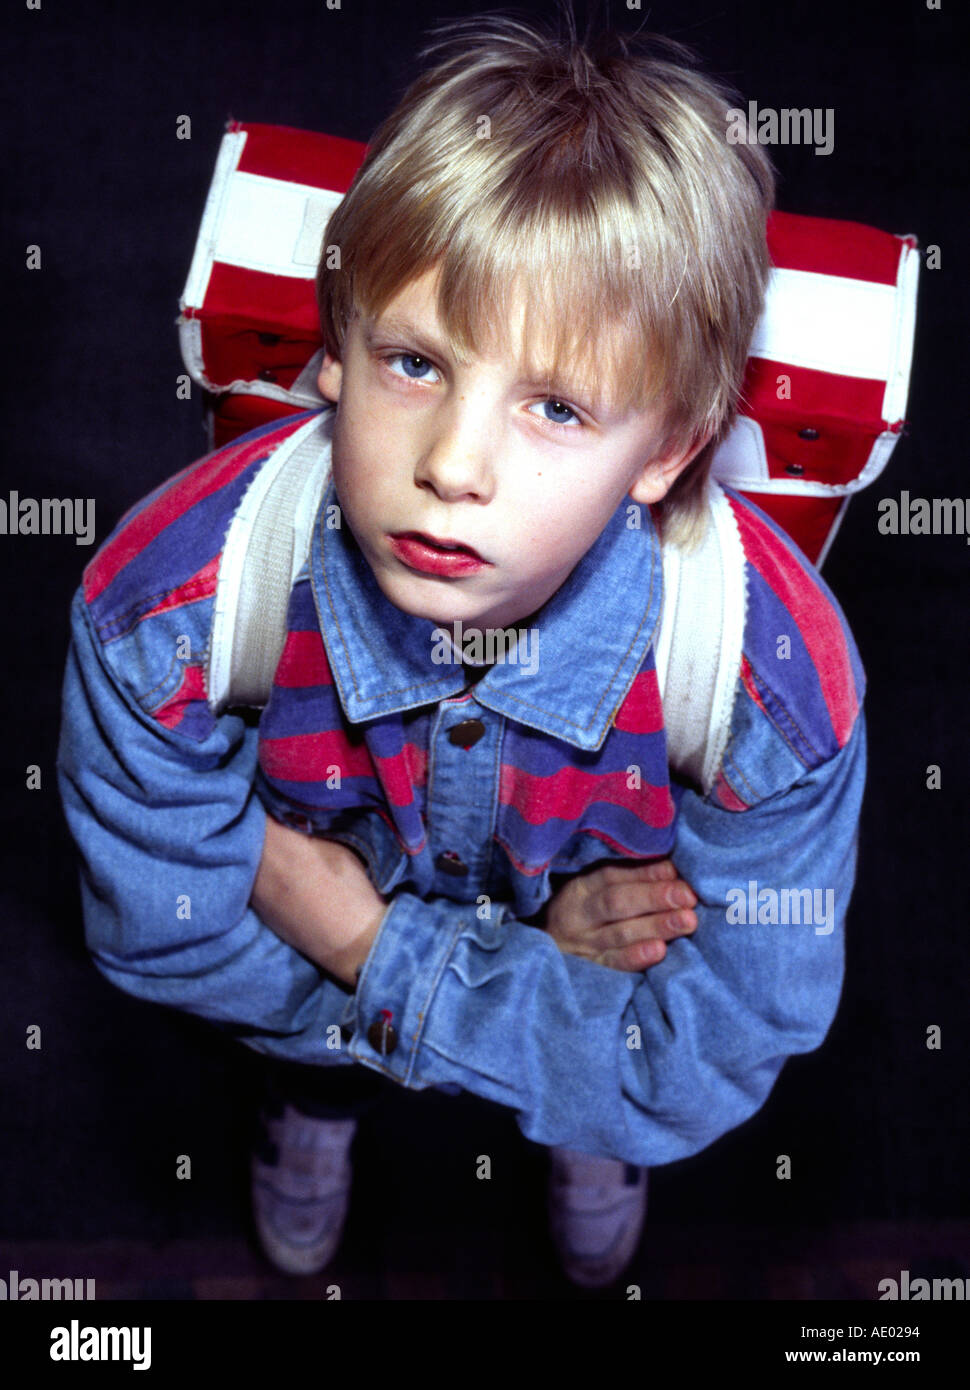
[318,267,710,633]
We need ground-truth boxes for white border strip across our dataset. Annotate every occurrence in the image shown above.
[211,171,343,280]
[814,496,851,569]
[178,315,206,384]
[882,236,920,423]
[711,415,770,486]
[181,130,248,311]
[751,266,899,381]
[711,425,900,503]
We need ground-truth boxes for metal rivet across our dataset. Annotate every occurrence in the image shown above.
[366,1016,398,1055]
[448,719,486,749]
[436,851,469,877]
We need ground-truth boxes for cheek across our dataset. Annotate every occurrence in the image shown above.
[330,455,370,532]
[332,430,384,505]
[522,478,613,541]
[521,502,595,569]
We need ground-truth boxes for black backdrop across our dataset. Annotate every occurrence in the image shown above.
[1,0,967,1300]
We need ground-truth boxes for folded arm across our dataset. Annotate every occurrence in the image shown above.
[337,714,866,1163]
[59,585,864,1161]
[57,589,362,1064]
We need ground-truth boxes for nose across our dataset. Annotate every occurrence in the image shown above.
[413,394,496,503]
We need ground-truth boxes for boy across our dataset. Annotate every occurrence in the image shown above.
[57,13,866,1289]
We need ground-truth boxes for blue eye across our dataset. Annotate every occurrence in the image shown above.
[533,399,579,427]
[387,353,436,380]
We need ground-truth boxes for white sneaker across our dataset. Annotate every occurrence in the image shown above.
[548,1147,648,1288]
[251,1104,357,1276]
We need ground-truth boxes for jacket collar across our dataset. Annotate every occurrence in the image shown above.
[310,461,664,753]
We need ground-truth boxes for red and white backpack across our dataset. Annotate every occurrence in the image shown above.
[181,121,919,790]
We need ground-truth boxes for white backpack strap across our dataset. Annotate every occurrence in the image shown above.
[653,480,747,794]
[206,411,334,713]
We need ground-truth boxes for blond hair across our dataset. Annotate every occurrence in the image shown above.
[317,10,775,546]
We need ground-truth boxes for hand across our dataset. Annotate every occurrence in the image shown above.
[541,857,698,972]
[250,816,389,988]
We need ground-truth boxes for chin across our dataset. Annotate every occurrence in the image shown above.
[405,590,510,632]
[373,572,458,626]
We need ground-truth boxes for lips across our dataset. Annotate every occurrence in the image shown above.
[397,531,484,560]
[388,531,489,577]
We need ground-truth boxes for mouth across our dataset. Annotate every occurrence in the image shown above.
[387,531,490,576]
[395,531,484,560]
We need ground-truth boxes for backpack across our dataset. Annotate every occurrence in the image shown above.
[186,122,919,792]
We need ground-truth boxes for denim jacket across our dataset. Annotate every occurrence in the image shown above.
[57,409,867,1164]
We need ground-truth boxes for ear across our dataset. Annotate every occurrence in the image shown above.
[628,430,714,506]
[316,349,343,403]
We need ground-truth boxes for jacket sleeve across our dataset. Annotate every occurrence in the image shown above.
[56,586,361,1065]
[341,711,867,1164]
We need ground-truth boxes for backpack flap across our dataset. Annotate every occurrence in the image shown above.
[710,211,920,564]
[178,122,366,448]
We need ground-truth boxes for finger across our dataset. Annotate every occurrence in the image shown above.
[590,859,677,889]
[592,908,697,951]
[592,877,698,925]
[621,859,699,901]
[599,937,668,972]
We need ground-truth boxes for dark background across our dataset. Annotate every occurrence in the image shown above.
[1,0,967,1300]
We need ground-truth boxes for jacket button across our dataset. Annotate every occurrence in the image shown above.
[796,427,820,441]
[448,718,485,749]
[366,1016,398,1055]
[436,850,469,876]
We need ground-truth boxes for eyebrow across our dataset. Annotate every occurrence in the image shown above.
[363,315,443,361]
[364,314,608,413]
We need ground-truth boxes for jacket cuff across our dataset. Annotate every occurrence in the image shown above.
[340,892,498,1085]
